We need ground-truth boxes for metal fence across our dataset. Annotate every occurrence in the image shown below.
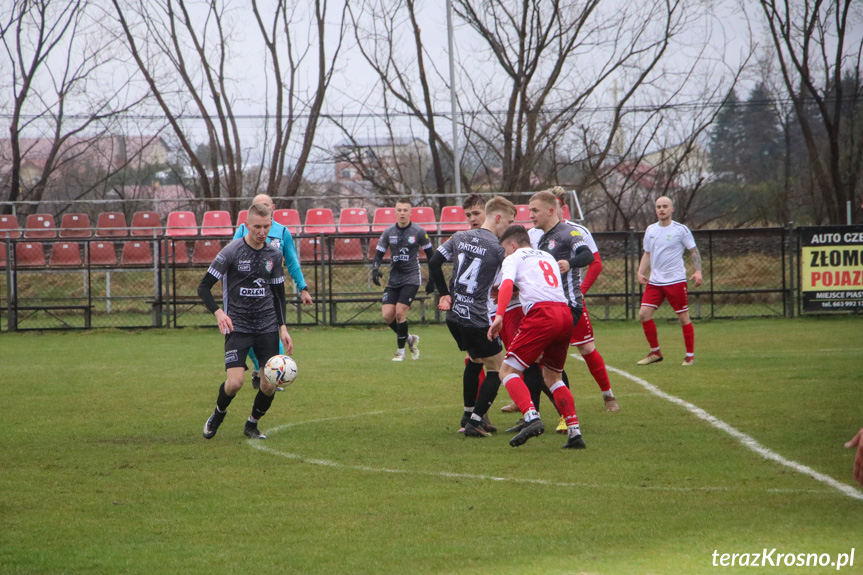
[0,225,847,332]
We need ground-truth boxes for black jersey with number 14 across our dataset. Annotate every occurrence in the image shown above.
[437,228,506,328]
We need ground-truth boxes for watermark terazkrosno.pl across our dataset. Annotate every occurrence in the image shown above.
[712,549,855,570]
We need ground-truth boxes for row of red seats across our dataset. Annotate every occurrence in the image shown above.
[0,204,560,239]
[0,239,226,268]
[1,236,425,268]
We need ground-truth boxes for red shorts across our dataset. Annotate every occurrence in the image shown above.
[504,302,573,373]
[500,306,525,350]
[570,303,595,346]
[640,281,689,314]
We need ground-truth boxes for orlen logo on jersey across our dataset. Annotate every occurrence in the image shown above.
[240,278,268,297]
[392,247,411,262]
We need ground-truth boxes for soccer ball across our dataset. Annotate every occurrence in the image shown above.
[264,355,298,386]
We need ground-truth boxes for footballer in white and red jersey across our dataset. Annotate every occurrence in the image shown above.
[636,196,703,366]
[489,225,585,449]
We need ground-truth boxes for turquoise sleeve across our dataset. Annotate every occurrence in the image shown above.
[281,228,307,291]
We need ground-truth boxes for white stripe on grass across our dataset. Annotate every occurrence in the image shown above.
[249,407,830,496]
[580,356,863,501]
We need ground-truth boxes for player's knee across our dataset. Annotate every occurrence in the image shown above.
[225,377,243,395]
[638,308,652,322]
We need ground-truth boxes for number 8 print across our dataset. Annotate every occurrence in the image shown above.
[539,260,558,287]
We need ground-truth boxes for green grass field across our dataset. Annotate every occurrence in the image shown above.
[1,317,862,574]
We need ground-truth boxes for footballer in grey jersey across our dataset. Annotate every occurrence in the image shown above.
[436,228,506,329]
[536,221,589,310]
[203,237,286,333]
[373,222,433,287]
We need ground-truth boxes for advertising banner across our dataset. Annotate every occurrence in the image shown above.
[799,225,863,311]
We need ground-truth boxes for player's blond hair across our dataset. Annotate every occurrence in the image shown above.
[549,186,567,206]
[484,195,516,218]
[248,202,272,219]
[529,189,557,208]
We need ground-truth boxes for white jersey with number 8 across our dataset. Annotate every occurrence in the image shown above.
[499,247,567,315]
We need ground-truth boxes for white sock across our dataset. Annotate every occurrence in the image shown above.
[568,424,581,438]
[524,409,539,422]
[602,389,615,399]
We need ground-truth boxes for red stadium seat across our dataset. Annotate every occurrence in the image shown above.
[236,209,248,227]
[439,206,470,233]
[130,211,162,237]
[16,242,46,267]
[371,208,397,232]
[304,208,336,234]
[95,212,128,237]
[24,214,57,239]
[161,239,189,264]
[337,208,370,233]
[0,243,6,268]
[514,204,533,229]
[166,211,198,237]
[49,242,82,266]
[411,206,437,232]
[0,214,21,239]
[331,237,365,261]
[88,241,117,266]
[121,240,154,266]
[192,239,223,264]
[273,209,302,235]
[59,213,92,238]
[298,237,321,262]
[201,210,233,237]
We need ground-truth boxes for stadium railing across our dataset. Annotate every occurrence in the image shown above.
[0,212,814,331]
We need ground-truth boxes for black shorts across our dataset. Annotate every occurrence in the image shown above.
[382,284,419,306]
[446,319,503,360]
[570,304,583,327]
[224,331,280,370]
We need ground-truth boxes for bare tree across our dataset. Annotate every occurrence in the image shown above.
[449,0,733,212]
[347,0,462,208]
[755,0,863,224]
[110,0,345,213]
[0,0,144,216]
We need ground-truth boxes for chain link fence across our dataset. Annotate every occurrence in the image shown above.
[1,226,850,332]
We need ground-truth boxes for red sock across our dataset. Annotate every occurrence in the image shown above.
[551,383,579,426]
[583,349,611,392]
[503,374,535,414]
[642,319,660,351]
[682,322,694,355]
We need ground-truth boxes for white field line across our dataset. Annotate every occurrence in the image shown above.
[577,355,863,501]
[249,406,829,496]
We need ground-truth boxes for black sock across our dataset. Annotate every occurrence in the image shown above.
[387,320,398,334]
[463,361,484,408]
[471,371,500,418]
[251,390,275,421]
[216,382,235,412]
[523,364,543,411]
[396,321,409,349]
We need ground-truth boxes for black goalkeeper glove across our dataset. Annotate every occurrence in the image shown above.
[425,278,436,294]
[371,268,383,286]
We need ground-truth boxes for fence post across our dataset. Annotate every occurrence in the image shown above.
[786,222,795,318]
[5,237,15,332]
[627,227,638,320]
